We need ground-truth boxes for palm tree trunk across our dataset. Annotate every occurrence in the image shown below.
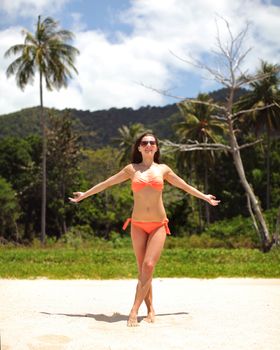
[274,206,280,245]
[227,90,271,251]
[14,220,19,242]
[198,198,203,232]
[62,182,67,236]
[40,71,46,244]
[204,163,210,225]
[193,164,203,231]
[266,132,271,209]
[202,137,210,225]
[196,176,204,232]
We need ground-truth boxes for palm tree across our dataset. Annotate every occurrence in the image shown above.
[175,93,225,225]
[237,61,280,209]
[115,123,151,165]
[4,16,79,244]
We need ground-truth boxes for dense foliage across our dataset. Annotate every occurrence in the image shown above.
[0,86,279,248]
[0,104,178,148]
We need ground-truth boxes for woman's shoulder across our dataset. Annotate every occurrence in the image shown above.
[157,164,172,178]
[123,163,137,175]
[158,163,172,171]
[124,163,172,173]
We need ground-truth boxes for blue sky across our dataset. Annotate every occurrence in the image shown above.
[0,1,133,36]
[0,0,280,114]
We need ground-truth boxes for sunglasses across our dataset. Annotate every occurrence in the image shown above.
[140,140,156,146]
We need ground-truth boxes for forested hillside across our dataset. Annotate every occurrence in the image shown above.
[0,88,247,148]
[1,87,279,248]
[0,104,178,148]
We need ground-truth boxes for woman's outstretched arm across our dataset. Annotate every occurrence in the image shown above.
[69,165,131,203]
[163,165,220,206]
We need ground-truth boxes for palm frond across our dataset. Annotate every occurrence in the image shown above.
[51,30,76,42]
[235,60,280,134]
[16,57,36,89]
[6,56,24,78]
[5,14,79,93]
[4,45,25,58]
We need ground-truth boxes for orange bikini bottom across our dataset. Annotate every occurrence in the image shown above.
[122,218,170,235]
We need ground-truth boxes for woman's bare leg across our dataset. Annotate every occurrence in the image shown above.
[128,225,148,326]
[134,279,153,314]
[143,283,155,323]
[128,225,166,326]
[144,283,154,319]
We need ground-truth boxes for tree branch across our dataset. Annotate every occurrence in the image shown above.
[178,98,227,112]
[238,139,263,150]
[189,55,232,87]
[210,114,227,121]
[139,82,228,112]
[160,139,231,153]
[233,47,252,75]
[246,193,260,234]
[232,103,276,119]
[160,138,262,154]
[138,81,184,100]
[274,206,280,246]
[238,72,276,87]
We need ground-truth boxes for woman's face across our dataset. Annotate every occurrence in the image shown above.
[138,135,158,158]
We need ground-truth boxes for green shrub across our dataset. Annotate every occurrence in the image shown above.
[202,215,258,247]
[108,231,129,248]
[61,225,94,248]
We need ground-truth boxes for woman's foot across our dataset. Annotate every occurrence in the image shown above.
[127,312,139,327]
[144,309,155,323]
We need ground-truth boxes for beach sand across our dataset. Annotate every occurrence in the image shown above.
[0,278,279,350]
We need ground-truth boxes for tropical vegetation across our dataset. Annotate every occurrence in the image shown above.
[4,15,79,244]
[1,18,280,256]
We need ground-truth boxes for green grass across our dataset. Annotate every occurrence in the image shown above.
[0,240,280,279]
[157,248,280,278]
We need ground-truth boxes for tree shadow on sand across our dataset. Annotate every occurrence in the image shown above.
[40,311,188,323]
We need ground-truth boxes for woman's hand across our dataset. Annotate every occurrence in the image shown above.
[204,194,220,206]
[69,192,85,203]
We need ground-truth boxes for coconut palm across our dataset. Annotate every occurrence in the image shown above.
[115,123,151,165]
[237,61,280,209]
[4,15,79,244]
[175,93,225,225]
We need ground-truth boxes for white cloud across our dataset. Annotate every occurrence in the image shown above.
[70,12,87,32]
[121,0,280,72]
[44,30,168,110]
[0,27,37,113]
[0,0,280,115]
[0,0,69,18]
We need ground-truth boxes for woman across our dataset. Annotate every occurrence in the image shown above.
[69,133,220,327]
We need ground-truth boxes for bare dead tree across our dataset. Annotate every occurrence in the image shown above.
[274,207,280,246]
[152,18,277,252]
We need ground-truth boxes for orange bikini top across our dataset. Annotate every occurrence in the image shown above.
[131,174,164,192]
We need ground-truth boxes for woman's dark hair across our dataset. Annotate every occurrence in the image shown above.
[131,133,160,164]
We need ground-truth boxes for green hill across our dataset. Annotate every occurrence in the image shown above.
[0,104,179,148]
[0,88,248,148]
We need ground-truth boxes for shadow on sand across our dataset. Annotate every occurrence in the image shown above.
[40,311,189,323]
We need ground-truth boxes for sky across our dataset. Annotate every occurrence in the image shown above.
[0,0,279,115]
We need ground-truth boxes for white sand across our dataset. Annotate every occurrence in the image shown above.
[0,278,279,350]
